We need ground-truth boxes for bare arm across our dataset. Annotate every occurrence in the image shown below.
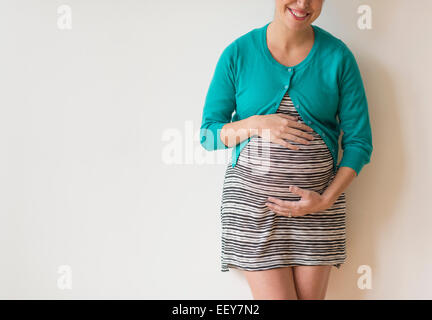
[220,114,314,149]
[219,115,259,148]
[322,166,357,207]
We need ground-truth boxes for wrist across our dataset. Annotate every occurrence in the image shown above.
[248,115,261,137]
[321,193,336,208]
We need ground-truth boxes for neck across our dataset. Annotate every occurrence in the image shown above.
[267,20,313,51]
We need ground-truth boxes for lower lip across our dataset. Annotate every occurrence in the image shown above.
[288,8,310,21]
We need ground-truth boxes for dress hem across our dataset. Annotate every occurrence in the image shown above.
[221,261,344,273]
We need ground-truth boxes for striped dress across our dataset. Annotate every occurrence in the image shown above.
[220,92,347,272]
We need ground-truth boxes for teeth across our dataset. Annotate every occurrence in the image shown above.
[290,9,308,18]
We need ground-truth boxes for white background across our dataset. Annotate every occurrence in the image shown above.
[1,0,431,299]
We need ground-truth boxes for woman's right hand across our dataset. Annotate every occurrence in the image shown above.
[253,114,315,150]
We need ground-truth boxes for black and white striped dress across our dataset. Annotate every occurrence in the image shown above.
[220,92,347,272]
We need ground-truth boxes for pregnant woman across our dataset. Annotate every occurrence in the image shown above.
[199,0,373,300]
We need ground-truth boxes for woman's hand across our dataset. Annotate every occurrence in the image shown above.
[265,186,332,217]
[253,114,315,149]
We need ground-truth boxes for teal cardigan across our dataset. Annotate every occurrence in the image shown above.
[199,22,373,176]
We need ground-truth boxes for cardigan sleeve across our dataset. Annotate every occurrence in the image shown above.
[199,41,237,151]
[336,46,373,176]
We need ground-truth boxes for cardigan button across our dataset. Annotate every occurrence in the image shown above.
[284,85,289,89]
[287,68,293,72]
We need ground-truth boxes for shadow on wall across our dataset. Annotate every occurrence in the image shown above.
[327,52,404,299]
[321,0,405,299]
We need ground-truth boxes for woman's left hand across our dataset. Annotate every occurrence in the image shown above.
[265,186,332,217]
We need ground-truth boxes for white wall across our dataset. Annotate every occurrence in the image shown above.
[0,0,431,299]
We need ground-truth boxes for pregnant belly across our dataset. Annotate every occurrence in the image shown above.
[233,131,334,194]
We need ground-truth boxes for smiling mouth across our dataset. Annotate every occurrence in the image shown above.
[287,7,310,20]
